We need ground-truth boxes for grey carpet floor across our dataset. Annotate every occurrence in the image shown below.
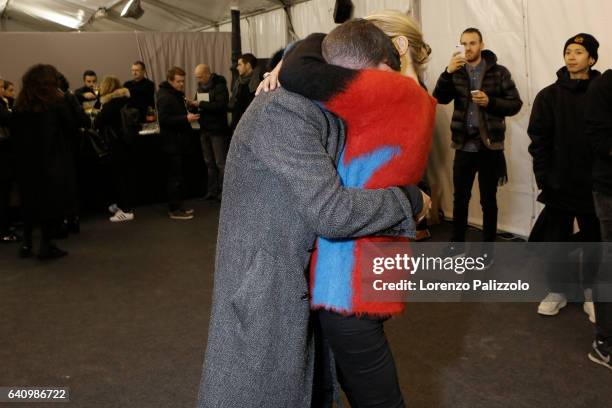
[0,201,610,407]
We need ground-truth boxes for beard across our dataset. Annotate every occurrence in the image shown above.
[465,51,481,63]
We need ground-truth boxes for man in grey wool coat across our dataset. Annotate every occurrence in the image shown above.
[196,22,425,408]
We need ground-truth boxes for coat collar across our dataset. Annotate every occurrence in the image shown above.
[100,87,130,105]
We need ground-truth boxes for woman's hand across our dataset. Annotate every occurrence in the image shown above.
[256,60,283,96]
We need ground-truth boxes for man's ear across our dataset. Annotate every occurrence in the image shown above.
[393,36,410,56]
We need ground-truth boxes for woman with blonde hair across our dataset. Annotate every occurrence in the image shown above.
[365,9,431,81]
[94,75,135,222]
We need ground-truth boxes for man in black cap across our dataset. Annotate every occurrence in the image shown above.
[528,33,602,320]
[585,67,612,371]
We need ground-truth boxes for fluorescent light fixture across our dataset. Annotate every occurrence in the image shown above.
[121,0,144,19]
[12,3,84,29]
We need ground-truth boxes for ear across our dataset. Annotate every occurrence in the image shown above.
[393,36,410,57]
[589,56,595,66]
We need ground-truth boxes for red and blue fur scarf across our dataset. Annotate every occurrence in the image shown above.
[280,34,437,316]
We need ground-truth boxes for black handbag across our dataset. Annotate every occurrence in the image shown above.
[83,128,110,159]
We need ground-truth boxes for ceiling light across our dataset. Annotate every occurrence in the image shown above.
[121,0,144,19]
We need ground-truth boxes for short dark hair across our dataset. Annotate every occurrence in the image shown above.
[166,66,186,81]
[238,53,258,69]
[322,19,400,71]
[3,80,13,89]
[461,28,483,43]
[83,70,97,79]
[133,61,146,70]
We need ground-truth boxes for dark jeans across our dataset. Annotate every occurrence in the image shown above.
[593,191,612,342]
[109,141,134,212]
[0,177,12,235]
[165,153,185,212]
[452,149,500,242]
[317,310,405,408]
[529,206,601,294]
[200,130,227,198]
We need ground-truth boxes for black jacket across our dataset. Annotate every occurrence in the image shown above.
[124,78,155,122]
[229,75,256,130]
[195,73,229,133]
[74,85,101,109]
[0,98,13,178]
[94,88,131,143]
[433,50,522,149]
[528,67,601,213]
[585,69,612,195]
[157,81,192,153]
[10,102,78,221]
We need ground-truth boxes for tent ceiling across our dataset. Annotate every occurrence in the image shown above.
[1,0,304,31]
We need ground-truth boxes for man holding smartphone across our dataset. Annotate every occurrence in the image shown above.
[433,28,522,262]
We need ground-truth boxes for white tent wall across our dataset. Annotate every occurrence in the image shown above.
[422,0,612,238]
[290,0,412,41]
[205,0,413,59]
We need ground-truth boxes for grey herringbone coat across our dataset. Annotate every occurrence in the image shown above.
[196,89,415,408]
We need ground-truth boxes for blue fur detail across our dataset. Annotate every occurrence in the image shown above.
[311,145,401,311]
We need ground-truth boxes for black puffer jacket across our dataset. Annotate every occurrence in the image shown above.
[195,73,229,133]
[585,69,612,195]
[157,81,192,154]
[433,50,523,150]
[528,67,601,213]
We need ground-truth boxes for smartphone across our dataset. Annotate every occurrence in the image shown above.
[455,44,465,58]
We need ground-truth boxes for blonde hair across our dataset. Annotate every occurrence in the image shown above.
[99,75,121,97]
[365,10,430,74]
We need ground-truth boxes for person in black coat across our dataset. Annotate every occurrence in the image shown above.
[229,53,260,130]
[0,78,18,243]
[10,64,78,260]
[157,66,200,219]
[124,61,156,122]
[585,68,612,370]
[3,80,15,110]
[190,64,229,200]
[433,28,522,253]
[528,34,602,319]
[74,69,101,110]
[57,73,90,236]
[94,76,135,223]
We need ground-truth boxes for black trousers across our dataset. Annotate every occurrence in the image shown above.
[317,310,405,408]
[452,149,500,242]
[529,206,601,294]
[108,140,134,212]
[0,176,12,235]
[165,153,184,212]
[23,219,57,251]
[593,191,612,342]
[200,130,228,198]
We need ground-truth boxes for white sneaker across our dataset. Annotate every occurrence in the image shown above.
[537,292,567,316]
[110,209,134,223]
[108,203,119,214]
[584,301,596,323]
